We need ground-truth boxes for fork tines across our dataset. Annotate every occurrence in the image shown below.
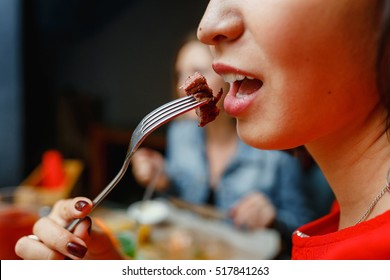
[141,96,203,134]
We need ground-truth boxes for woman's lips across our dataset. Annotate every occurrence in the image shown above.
[224,77,263,117]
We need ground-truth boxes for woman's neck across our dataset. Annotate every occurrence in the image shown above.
[306,106,390,229]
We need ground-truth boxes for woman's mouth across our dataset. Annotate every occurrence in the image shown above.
[223,73,263,97]
[220,72,263,116]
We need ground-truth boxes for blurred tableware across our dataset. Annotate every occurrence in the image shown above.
[127,200,169,225]
[164,202,281,259]
[168,196,227,220]
[140,167,163,209]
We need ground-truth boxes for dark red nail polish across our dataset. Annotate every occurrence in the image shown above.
[75,200,88,212]
[66,242,87,258]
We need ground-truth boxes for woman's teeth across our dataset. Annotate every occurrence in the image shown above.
[222,73,255,83]
[236,92,248,98]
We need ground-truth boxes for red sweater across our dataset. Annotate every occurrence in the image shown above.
[292,209,390,259]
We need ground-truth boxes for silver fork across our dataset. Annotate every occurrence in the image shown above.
[66,95,206,231]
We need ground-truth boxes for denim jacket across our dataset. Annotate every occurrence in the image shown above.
[165,119,315,235]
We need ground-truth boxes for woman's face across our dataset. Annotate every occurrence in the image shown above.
[198,0,381,150]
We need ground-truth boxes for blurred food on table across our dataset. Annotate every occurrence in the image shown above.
[127,200,169,225]
[94,199,281,260]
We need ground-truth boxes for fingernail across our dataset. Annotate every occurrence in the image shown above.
[75,200,88,212]
[66,242,87,258]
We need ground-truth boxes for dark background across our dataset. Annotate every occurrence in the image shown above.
[0,0,209,205]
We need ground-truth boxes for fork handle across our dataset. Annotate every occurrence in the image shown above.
[65,154,133,232]
[66,217,85,232]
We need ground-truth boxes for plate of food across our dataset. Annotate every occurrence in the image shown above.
[127,200,169,225]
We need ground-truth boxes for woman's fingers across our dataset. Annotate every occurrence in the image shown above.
[15,197,98,260]
[72,216,92,244]
[15,217,89,260]
[32,216,88,259]
[49,197,93,227]
[15,235,65,260]
[17,198,93,260]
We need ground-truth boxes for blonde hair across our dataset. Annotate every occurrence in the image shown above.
[170,30,199,99]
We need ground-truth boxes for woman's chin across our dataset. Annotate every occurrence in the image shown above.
[236,121,299,150]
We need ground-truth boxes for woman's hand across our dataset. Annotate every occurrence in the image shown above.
[131,148,169,190]
[15,197,123,260]
[229,192,276,230]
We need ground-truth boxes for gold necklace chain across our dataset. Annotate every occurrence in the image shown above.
[355,167,390,225]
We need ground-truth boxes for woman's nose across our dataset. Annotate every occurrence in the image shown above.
[197,0,244,46]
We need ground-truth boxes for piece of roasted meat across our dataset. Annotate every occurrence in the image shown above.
[180,72,223,127]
